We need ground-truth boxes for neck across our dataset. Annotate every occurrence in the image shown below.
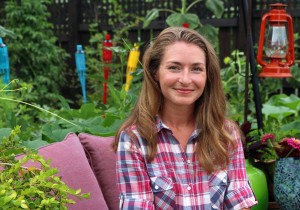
[160,105,195,129]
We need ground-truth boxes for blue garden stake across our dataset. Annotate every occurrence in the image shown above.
[0,38,10,85]
[75,44,87,103]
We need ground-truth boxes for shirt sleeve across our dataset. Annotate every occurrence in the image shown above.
[116,131,155,210]
[224,123,258,210]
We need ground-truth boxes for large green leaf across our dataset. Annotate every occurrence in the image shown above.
[197,24,219,46]
[281,120,300,136]
[262,104,295,122]
[205,0,224,18]
[23,139,49,149]
[143,9,160,28]
[42,123,79,142]
[0,128,12,143]
[166,13,200,29]
[278,94,300,111]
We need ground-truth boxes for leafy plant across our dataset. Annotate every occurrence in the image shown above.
[0,79,136,146]
[2,0,69,107]
[242,120,300,162]
[0,126,89,209]
[0,25,16,38]
[143,0,223,47]
[262,94,300,126]
[143,0,223,28]
[221,50,291,125]
[222,50,252,123]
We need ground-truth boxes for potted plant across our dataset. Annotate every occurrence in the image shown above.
[241,121,300,210]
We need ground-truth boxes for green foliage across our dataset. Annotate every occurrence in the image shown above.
[0,126,90,209]
[143,0,223,49]
[221,50,251,123]
[222,47,300,138]
[262,94,300,129]
[286,33,300,88]
[2,0,69,107]
[0,79,136,145]
[143,0,224,29]
[0,25,16,38]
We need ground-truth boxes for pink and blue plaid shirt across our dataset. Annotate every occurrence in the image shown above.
[116,117,257,210]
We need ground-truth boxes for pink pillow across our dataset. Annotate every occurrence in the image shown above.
[78,133,119,210]
[18,133,108,210]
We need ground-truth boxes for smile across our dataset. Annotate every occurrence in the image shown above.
[174,88,193,94]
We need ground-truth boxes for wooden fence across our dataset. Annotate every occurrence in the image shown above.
[47,0,300,68]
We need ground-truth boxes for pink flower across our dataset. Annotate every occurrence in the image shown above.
[279,137,300,157]
[286,138,300,150]
[261,133,275,143]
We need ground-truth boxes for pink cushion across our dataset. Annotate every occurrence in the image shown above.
[78,133,119,210]
[18,133,109,210]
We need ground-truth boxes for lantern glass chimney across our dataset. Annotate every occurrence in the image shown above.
[265,23,288,58]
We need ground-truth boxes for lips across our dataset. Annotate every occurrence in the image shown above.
[174,88,193,94]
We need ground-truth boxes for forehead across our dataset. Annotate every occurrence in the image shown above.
[161,41,206,62]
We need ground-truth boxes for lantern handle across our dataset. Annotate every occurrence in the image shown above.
[257,13,269,67]
[286,14,295,66]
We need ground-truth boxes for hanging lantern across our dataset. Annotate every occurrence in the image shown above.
[75,44,87,103]
[102,34,113,104]
[125,43,140,92]
[257,3,295,78]
[0,38,10,84]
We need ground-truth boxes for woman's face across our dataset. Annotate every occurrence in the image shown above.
[156,41,207,109]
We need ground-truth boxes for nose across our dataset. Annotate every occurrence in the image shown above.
[178,69,192,85]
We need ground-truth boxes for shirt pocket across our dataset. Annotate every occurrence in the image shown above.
[150,176,175,209]
[209,171,228,210]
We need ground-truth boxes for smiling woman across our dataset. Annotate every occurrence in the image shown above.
[156,41,207,110]
[112,27,257,210]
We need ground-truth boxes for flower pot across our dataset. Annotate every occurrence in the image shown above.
[274,157,300,210]
[245,159,269,210]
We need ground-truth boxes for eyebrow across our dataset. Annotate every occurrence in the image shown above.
[166,61,206,66]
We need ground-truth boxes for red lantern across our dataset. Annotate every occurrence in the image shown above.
[102,34,113,104]
[257,3,295,78]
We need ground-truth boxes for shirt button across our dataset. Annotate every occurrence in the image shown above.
[187,160,191,164]
[187,186,191,191]
[155,185,159,190]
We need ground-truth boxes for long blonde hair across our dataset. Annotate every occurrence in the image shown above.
[112,27,235,173]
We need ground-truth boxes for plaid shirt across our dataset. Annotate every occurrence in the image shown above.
[116,118,257,210]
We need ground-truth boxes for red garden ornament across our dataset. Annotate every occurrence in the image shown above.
[257,3,295,78]
[102,34,113,104]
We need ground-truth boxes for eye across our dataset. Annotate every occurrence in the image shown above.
[168,65,180,71]
[192,66,204,72]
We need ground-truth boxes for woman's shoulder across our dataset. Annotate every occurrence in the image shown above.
[224,119,240,133]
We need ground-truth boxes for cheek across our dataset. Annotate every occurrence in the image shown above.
[194,75,207,87]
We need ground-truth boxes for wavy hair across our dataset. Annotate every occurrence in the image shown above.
[112,27,235,173]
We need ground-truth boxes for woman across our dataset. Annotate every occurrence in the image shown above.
[112,27,257,209]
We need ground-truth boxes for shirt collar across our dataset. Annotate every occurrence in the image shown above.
[155,115,201,138]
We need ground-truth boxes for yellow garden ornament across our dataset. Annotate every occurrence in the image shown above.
[125,43,140,92]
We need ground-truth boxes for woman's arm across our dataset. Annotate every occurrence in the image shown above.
[116,131,155,210]
[224,122,258,210]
